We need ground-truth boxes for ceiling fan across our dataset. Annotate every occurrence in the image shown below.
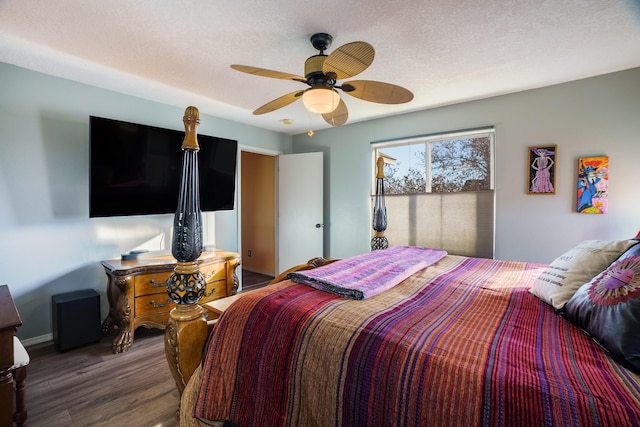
[231,33,414,127]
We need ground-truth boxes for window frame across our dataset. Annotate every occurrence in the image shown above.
[371,127,495,194]
[370,127,496,258]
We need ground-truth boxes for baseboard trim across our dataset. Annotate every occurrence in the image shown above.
[21,333,53,347]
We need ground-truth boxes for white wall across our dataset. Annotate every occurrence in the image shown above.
[292,68,640,263]
[0,62,292,340]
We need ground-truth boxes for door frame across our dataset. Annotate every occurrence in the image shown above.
[237,145,282,284]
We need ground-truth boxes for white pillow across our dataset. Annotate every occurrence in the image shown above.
[529,240,637,310]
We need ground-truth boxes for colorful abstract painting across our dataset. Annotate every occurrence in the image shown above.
[577,156,608,214]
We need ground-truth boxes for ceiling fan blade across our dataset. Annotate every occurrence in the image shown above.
[322,97,348,126]
[323,41,375,80]
[342,80,414,104]
[253,91,304,115]
[231,64,306,82]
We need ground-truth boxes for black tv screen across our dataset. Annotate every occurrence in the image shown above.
[89,116,238,218]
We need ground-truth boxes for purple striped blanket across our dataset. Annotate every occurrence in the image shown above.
[287,246,447,299]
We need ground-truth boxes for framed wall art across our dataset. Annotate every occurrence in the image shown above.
[577,156,608,214]
[528,145,556,194]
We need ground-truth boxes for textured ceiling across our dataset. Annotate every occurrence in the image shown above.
[1,0,639,135]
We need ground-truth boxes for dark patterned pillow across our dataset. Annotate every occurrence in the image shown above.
[564,256,640,374]
[617,240,640,261]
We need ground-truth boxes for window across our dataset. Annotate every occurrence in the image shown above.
[372,128,495,258]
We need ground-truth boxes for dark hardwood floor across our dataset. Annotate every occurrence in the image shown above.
[24,270,273,427]
[26,328,179,427]
[241,269,274,292]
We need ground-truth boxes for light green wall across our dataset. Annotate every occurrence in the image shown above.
[2,60,639,341]
[0,62,291,340]
[292,68,640,262]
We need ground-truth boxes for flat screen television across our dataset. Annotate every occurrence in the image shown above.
[89,116,238,218]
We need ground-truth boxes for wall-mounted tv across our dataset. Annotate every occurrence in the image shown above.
[89,116,238,218]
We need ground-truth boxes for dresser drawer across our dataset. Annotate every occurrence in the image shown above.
[135,293,173,317]
[202,279,227,302]
[201,262,226,283]
[135,277,227,318]
[134,271,172,296]
[134,264,226,297]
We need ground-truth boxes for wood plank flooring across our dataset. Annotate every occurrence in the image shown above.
[26,328,179,427]
[241,269,274,291]
[24,270,273,427]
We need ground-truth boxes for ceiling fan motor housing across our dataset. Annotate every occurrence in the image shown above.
[305,54,335,90]
[305,55,326,78]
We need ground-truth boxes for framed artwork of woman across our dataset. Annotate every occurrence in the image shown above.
[528,145,556,194]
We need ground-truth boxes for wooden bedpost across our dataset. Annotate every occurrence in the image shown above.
[165,303,208,396]
[371,156,389,250]
[164,106,209,399]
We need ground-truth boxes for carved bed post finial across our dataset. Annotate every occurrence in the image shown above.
[181,106,200,151]
[165,106,209,403]
[376,156,385,179]
[371,156,389,251]
[168,105,205,302]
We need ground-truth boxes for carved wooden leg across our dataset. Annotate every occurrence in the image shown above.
[103,308,133,353]
[111,328,132,353]
[227,259,240,295]
[111,279,133,353]
[102,272,118,335]
[165,303,209,397]
[0,367,14,427]
[14,365,27,426]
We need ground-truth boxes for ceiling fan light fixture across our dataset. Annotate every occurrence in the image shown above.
[302,88,340,114]
[231,33,410,127]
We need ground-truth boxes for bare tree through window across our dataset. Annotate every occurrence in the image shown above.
[378,136,491,195]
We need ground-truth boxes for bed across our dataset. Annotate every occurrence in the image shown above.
[167,240,640,426]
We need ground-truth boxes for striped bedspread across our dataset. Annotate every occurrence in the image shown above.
[194,255,640,426]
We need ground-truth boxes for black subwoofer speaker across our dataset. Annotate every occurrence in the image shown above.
[52,289,101,352]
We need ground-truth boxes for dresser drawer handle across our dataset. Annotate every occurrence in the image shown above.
[149,299,171,308]
[205,287,216,297]
[149,279,166,288]
[204,271,221,281]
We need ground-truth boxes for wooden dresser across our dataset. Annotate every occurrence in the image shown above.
[101,250,239,353]
[0,285,22,426]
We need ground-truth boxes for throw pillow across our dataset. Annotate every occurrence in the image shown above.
[616,240,640,261]
[529,239,637,310]
[564,256,640,374]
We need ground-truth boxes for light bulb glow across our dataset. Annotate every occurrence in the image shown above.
[302,88,340,114]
